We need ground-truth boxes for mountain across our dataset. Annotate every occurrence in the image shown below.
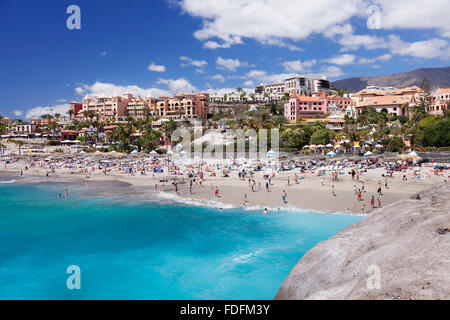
[332,66,450,92]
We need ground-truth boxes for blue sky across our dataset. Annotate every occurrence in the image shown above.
[1,0,449,119]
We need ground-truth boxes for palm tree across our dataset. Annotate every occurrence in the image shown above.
[67,109,74,120]
[161,120,178,145]
[8,139,25,155]
[54,113,61,122]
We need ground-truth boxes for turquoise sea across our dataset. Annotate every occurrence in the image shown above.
[0,178,362,300]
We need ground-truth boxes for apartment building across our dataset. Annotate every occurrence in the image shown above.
[284,91,328,122]
[430,88,450,116]
[156,92,210,121]
[79,93,133,121]
[351,86,421,117]
[126,97,158,120]
[257,76,332,102]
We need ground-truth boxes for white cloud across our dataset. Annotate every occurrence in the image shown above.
[13,110,23,117]
[208,74,226,83]
[100,51,107,56]
[147,62,166,72]
[156,78,198,93]
[75,82,169,98]
[323,54,356,66]
[387,35,450,59]
[25,104,71,119]
[358,54,392,65]
[56,98,67,103]
[178,0,450,53]
[180,56,208,68]
[179,0,365,49]
[216,56,250,72]
[281,59,317,72]
[243,80,254,87]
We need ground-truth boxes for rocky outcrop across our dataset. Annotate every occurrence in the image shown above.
[275,183,450,300]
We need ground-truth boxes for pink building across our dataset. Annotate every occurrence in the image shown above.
[284,91,328,122]
[156,92,210,121]
[430,88,450,116]
[79,93,133,121]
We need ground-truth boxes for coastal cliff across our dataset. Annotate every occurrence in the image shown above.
[275,183,450,300]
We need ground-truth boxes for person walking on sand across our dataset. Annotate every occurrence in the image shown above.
[266,182,270,192]
[357,189,362,201]
[371,195,375,209]
[282,190,288,204]
[332,185,336,197]
[361,204,365,215]
[378,197,382,208]
[214,187,219,198]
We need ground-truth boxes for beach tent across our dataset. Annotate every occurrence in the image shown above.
[363,151,373,156]
[326,151,336,157]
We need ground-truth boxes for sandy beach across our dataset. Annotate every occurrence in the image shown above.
[1,156,447,215]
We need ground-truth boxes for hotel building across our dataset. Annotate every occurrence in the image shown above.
[284,91,328,122]
[430,88,450,116]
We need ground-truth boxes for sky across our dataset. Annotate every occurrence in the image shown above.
[1,0,450,119]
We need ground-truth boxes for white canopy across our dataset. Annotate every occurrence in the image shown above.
[326,151,336,157]
[363,151,373,156]
[149,150,158,154]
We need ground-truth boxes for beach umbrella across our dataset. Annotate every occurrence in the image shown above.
[354,145,361,148]
[317,144,325,148]
[110,150,117,154]
[180,150,187,155]
[79,151,86,154]
[363,151,373,157]
[408,151,419,157]
[309,144,316,148]
[326,144,333,148]
[303,145,309,149]
[130,150,139,154]
[375,144,383,148]
[149,150,158,155]
[326,151,336,157]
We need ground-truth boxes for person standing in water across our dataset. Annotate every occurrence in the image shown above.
[65,188,69,198]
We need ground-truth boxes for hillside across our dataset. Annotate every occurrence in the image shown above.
[332,66,450,92]
[275,183,450,300]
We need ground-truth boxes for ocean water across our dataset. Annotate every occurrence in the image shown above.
[0,179,362,300]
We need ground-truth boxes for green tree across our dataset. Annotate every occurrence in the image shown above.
[422,119,450,147]
[310,128,331,145]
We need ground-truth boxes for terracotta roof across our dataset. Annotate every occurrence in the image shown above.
[357,95,412,107]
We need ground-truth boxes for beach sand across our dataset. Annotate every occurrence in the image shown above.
[2,161,446,215]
